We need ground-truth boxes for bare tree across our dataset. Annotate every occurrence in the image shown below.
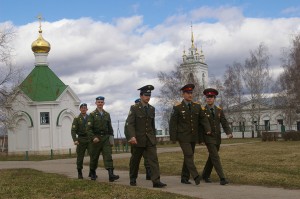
[223,62,246,136]
[243,43,271,135]
[0,25,23,150]
[273,32,300,130]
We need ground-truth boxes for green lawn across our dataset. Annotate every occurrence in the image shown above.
[110,140,300,189]
[0,169,195,199]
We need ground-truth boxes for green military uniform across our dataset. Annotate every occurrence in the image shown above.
[200,104,232,180]
[125,105,150,172]
[71,113,91,170]
[126,102,161,184]
[87,108,115,173]
[169,100,211,183]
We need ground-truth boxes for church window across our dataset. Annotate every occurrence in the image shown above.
[40,112,50,125]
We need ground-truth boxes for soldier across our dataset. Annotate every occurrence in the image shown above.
[126,85,167,188]
[200,88,233,185]
[87,96,119,182]
[124,98,151,181]
[71,103,91,179]
[169,84,211,185]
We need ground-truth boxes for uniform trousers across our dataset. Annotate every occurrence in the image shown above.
[202,143,225,179]
[89,135,113,170]
[180,142,199,180]
[129,139,160,183]
[76,138,91,170]
[130,146,150,168]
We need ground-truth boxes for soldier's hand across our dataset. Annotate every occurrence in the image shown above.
[206,131,211,135]
[74,141,79,145]
[227,134,233,139]
[93,137,100,143]
[128,137,137,145]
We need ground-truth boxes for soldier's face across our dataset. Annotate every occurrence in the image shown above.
[80,106,88,114]
[140,94,150,103]
[95,100,105,109]
[206,96,215,105]
[182,92,193,102]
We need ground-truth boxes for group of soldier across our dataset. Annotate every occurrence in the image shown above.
[71,83,233,188]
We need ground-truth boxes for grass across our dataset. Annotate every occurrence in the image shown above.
[0,169,195,199]
[110,140,300,189]
[1,138,299,189]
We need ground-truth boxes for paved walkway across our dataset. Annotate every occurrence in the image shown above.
[1,143,299,199]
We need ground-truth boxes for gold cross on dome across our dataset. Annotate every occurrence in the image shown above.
[36,14,44,31]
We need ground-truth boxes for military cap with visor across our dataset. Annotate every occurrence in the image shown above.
[203,88,219,96]
[180,84,195,93]
[138,85,154,96]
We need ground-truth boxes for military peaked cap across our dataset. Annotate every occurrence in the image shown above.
[203,88,219,96]
[138,85,154,96]
[180,84,195,93]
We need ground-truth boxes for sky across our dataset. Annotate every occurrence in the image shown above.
[1,0,300,135]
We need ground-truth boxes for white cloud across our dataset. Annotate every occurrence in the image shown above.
[3,6,300,135]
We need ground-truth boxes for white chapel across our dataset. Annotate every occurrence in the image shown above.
[6,20,80,154]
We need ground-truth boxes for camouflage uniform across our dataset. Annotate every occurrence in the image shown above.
[71,113,91,170]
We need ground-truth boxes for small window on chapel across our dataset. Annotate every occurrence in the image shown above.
[40,112,50,125]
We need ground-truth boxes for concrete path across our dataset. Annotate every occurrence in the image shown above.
[1,144,299,199]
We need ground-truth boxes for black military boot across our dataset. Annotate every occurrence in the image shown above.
[194,175,201,185]
[107,168,119,182]
[77,169,83,179]
[88,169,98,178]
[90,169,97,181]
[145,167,151,180]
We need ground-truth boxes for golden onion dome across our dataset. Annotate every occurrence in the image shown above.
[31,29,51,53]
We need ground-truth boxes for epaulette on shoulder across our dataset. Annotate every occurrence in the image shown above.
[193,101,200,105]
[175,102,181,106]
[201,106,206,110]
[217,106,222,110]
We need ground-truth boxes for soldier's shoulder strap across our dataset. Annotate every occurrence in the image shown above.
[216,106,222,110]
[201,106,206,111]
[174,101,181,106]
[90,110,97,116]
[193,101,200,105]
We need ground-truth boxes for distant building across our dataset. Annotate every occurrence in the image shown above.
[5,20,80,154]
[226,98,300,134]
[180,25,208,89]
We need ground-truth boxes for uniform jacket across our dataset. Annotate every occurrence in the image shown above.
[126,102,156,147]
[200,105,232,145]
[86,109,114,140]
[169,100,211,143]
[71,113,89,142]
